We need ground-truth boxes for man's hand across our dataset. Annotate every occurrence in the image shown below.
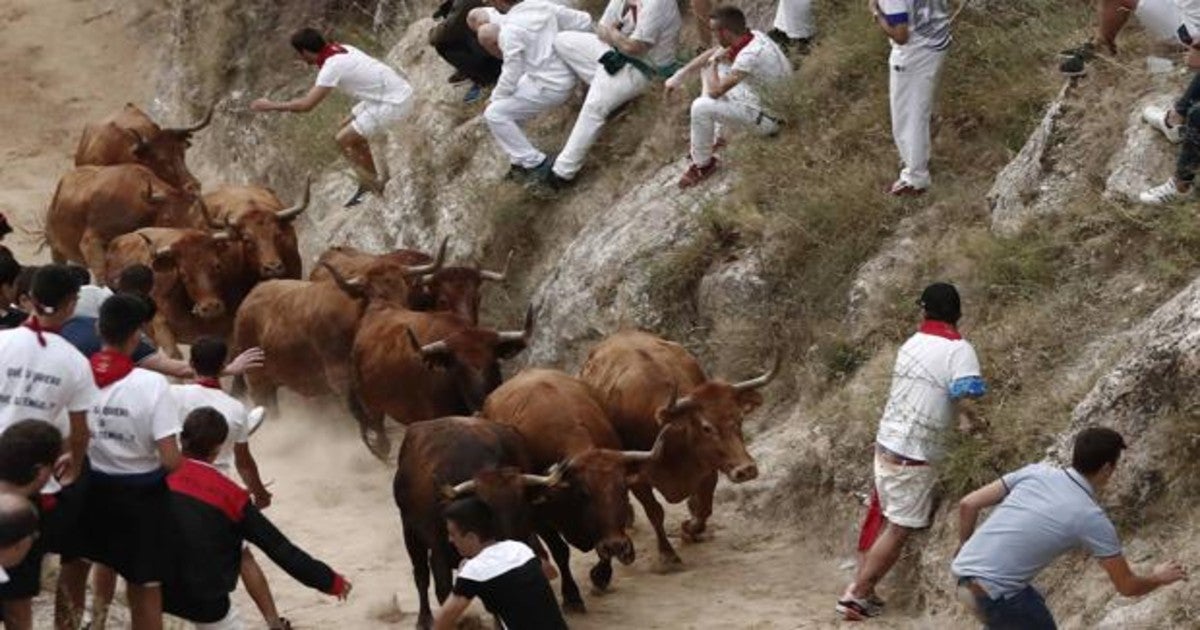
[225,347,266,376]
[250,98,277,113]
[337,579,353,601]
[252,488,274,509]
[1152,561,1188,586]
[596,23,617,46]
[663,76,682,101]
[54,454,74,484]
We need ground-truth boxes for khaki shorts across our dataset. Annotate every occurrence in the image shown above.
[873,453,937,529]
[351,99,412,138]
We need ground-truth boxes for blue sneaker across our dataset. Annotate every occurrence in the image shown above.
[464,83,484,104]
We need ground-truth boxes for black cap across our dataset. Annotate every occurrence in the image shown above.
[918,282,961,324]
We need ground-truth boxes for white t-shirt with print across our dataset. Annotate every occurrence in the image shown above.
[721,31,792,108]
[0,327,96,436]
[600,0,682,67]
[875,331,981,462]
[315,45,414,106]
[88,369,181,475]
[877,0,951,51]
[171,384,248,476]
[74,285,113,319]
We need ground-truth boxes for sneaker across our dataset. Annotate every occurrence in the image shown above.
[835,597,882,621]
[888,179,927,196]
[505,164,533,182]
[344,185,371,208]
[678,158,720,189]
[1142,105,1183,143]
[463,83,485,104]
[1138,178,1192,205]
[1059,54,1087,77]
[247,406,266,437]
[447,70,468,84]
[1058,41,1097,60]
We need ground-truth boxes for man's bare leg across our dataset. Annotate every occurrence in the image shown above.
[241,548,286,628]
[845,523,913,600]
[91,564,117,630]
[126,583,163,630]
[56,558,90,630]
[1096,0,1137,53]
[335,123,383,192]
[2,599,33,630]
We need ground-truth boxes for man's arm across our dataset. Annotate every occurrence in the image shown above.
[156,435,182,472]
[61,410,90,483]
[223,347,265,377]
[553,5,595,33]
[235,443,272,509]
[251,86,334,114]
[433,595,473,630]
[869,0,911,45]
[956,478,1006,548]
[241,505,349,598]
[1099,556,1187,597]
[596,23,652,57]
[705,68,747,99]
[664,47,722,97]
[138,351,194,379]
[492,30,524,100]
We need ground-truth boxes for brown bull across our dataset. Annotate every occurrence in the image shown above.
[105,228,245,357]
[394,416,559,630]
[579,330,777,569]
[347,298,531,459]
[312,245,511,324]
[75,103,213,193]
[202,180,309,280]
[46,165,209,284]
[231,249,444,412]
[482,368,661,610]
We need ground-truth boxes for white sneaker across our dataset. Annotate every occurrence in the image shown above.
[1138,178,1192,205]
[1142,105,1182,144]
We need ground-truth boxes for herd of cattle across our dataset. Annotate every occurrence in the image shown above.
[41,104,779,627]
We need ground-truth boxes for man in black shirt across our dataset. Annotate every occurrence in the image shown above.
[434,498,567,630]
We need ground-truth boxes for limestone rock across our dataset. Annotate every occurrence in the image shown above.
[1104,92,1178,203]
[988,82,1070,236]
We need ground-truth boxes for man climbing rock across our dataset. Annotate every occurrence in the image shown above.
[251,28,415,207]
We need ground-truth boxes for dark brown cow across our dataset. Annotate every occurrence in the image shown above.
[482,368,661,610]
[105,228,240,357]
[579,330,777,569]
[230,250,443,412]
[203,180,309,279]
[46,165,209,284]
[312,245,510,324]
[394,416,559,630]
[75,103,212,193]
[347,303,531,458]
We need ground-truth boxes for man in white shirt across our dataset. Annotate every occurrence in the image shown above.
[768,0,814,54]
[538,0,682,188]
[836,282,987,620]
[872,0,951,196]
[252,28,416,208]
[483,0,594,181]
[66,294,183,630]
[666,6,792,188]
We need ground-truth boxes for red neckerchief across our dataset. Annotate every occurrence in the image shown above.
[918,319,962,341]
[195,377,222,390]
[90,349,135,388]
[725,32,755,63]
[316,43,348,68]
[22,317,61,348]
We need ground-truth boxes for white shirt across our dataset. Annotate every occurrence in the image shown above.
[600,0,682,67]
[171,383,248,476]
[1178,0,1200,40]
[88,368,180,475]
[0,327,96,436]
[495,0,594,98]
[74,285,113,319]
[875,331,981,462]
[316,45,414,106]
[721,31,792,108]
[878,0,951,51]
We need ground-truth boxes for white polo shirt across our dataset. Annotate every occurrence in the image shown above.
[878,0,951,52]
[171,383,249,476]
[721,31,793,108]
[600,0,682,67]
[875,329,981,462]
[88,369,181,475]
[0,327,96,436]
[316,45,414,107]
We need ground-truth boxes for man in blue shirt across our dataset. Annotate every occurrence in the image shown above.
[952,427,1188,629]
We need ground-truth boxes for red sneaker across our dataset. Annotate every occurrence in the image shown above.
[678,158,720,189]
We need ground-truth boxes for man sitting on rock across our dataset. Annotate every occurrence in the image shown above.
[1059,0,1200,76]
[430,0,503,104]
[252,28,416,208]
[481,0,594,182]
[666,5,792,189]
[1138,13,1200,204]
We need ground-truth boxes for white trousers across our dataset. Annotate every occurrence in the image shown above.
[773,0,815,39]
[888,45,946,189]
[689,96,779,165]
[485,78,575,168]
[552,31,652,179]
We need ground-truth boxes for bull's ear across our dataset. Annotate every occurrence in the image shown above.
[735,389,764,413]
[150,252,178,274]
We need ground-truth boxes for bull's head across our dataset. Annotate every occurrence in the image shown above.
[416,251,513,324]
[441,466,565,541]
[320,238,447,307]
[127,105,212,194]
[143,178,211,231]
[141,230,231,319]
[211,179,310,279]
[652,353,780,484]
[419,306,533,410]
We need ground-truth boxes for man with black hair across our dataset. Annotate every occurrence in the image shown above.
[66,293,183,630]
[952,427,1188,628]
[0,253,25,329]
[838,281,987,620]
[172,337,284,630]
[251,27,415,208]
[434,497,566,630]
[165,407,350,629]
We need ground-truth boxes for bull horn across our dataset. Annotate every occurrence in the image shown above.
[619,448,657,464]
[479,250,513,282]
[446,479,478,497]
[175,104,215,134]
[730,351,781,392]
[404,327,421,351]
[127,128,148,152]
[153,246,173,260]
[522,462,566,488]
[496,306,534,343]
[275,176,312,221]
[405,237,447,277]
[420,339,450,356]
[211,231,231,242]
[199,202,225,230]
[137,232,154,247]
[663,383,697,416]
[318,262,366,299]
